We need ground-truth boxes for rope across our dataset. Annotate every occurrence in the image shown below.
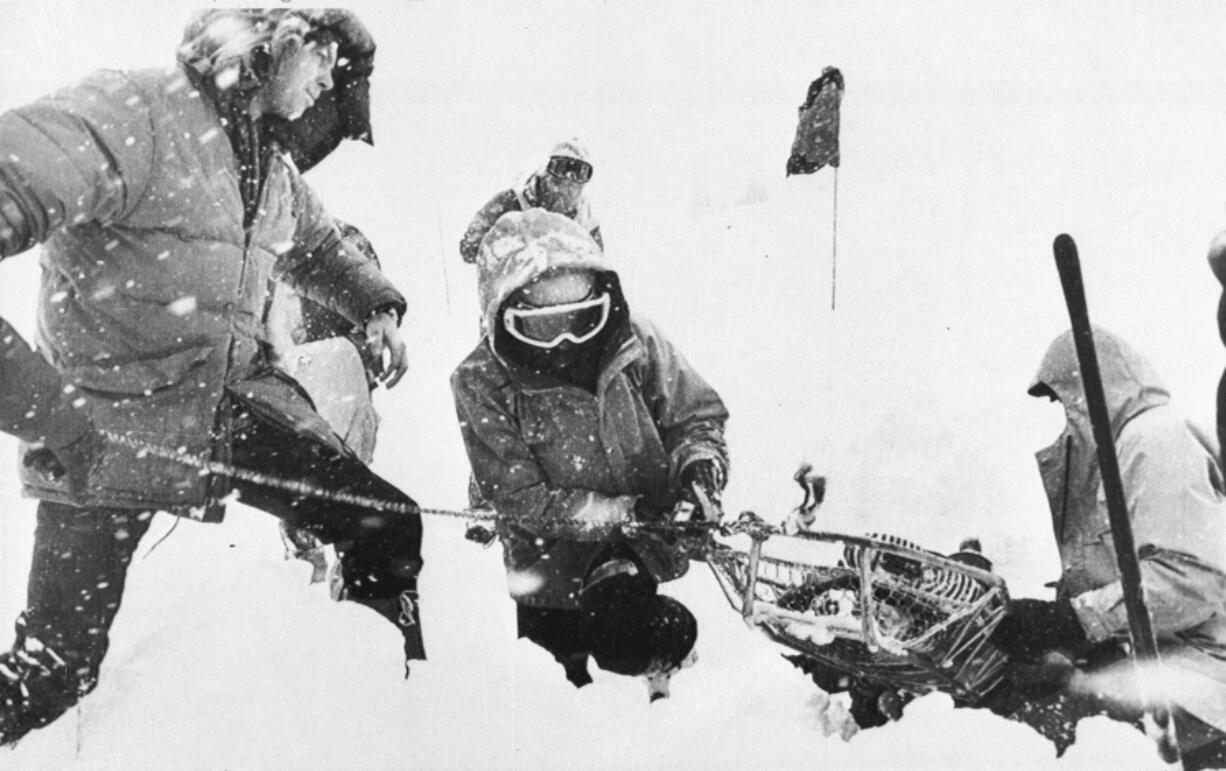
[102,430,496,522]
[98,432,820,571]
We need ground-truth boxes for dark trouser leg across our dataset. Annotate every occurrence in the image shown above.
[516,604,592,688]
[228,405,426,661]
[0,502,152,744]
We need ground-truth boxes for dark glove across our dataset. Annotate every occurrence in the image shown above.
[678,460,726,522]
[990,598,1088,662]
[22,429,106,496]
[848,679,910,728]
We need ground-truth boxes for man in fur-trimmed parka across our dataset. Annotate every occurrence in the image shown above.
[0,8,425,744]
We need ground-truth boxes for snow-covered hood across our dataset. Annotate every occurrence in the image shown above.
[1029,326,1169,442]
[474,208,615,341]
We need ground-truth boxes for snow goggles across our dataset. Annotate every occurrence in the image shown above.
[546,156,593,183]
[503,293,611,348]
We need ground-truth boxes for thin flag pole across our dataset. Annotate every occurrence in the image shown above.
[831,166,839,310]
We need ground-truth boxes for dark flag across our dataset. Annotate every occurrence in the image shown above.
[786,66,844,176]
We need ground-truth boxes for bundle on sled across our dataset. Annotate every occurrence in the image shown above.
[706,467,1010,707]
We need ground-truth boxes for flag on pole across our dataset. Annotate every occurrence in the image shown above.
[786,66,843,176]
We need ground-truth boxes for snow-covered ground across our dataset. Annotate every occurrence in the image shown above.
[2,1,1223,768]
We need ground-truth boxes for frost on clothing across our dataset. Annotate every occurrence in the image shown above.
[458,172,603,263]
[1031,327,1226,732]
[451,210,728,608]
[0,65,403,518]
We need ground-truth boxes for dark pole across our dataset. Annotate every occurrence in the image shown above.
[1051,233,1180,765]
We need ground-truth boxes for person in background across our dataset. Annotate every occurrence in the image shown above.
[459,139,602,265]
[451,209,726,699]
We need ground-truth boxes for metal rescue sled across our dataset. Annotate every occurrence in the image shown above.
[700,469,1011,705]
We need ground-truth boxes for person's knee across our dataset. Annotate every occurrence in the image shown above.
[581,581,697,678]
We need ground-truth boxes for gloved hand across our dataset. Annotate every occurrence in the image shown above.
[678,459,726,522]
[1006,650,1076,701]
[989,597,1088,662]
[22,428,106,496]
[848,679,910,728]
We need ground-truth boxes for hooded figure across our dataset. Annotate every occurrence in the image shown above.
[451,209,726,695]
[458,139,603,263]
[0,8,423,745]
[990,327,1226,766]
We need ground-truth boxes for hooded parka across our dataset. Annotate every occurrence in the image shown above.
[451,209,728,609]
[1031,327,1226,732]
[0,10,404,518]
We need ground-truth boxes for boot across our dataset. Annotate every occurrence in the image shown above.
[0,639,81,746]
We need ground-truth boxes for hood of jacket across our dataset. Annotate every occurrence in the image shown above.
[475,208,614,343]
[1029,326,1170,442]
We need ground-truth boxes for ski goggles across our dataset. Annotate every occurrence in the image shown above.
[546,155,593,184]
[503,292,611,348]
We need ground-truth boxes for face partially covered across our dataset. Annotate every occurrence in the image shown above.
[537,157,591,213]
[260,39,339,120]
[503,270,610,350]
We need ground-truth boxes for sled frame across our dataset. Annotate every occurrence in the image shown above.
[707,529,1011,704]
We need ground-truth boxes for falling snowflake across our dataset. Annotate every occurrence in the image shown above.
[167,296,198,316]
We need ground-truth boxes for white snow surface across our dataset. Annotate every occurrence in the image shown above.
[1,1,1222,768]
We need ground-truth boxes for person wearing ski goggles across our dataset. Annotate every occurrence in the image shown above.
[502,289,610,349]
[459,138,603,264]
[544,154,593,184]
[452,208,729,699]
